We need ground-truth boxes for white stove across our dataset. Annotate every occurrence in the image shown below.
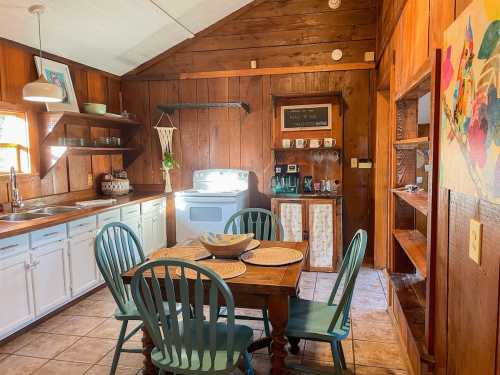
[174,169,249,242]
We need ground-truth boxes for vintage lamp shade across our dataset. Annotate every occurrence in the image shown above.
[23,75,63,103]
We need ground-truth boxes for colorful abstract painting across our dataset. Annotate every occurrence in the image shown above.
[440,0,500,203]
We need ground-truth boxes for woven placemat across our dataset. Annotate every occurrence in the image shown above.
[177,259,247,280]
[245,239,260,251]
[150,246,212,261]
[241,247,304,266]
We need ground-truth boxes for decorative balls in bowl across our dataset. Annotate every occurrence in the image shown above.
[199,233,254,259]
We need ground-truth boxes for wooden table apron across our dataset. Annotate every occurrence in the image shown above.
[121,240,308,375]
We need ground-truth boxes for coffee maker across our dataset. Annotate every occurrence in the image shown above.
[271,164,300,194]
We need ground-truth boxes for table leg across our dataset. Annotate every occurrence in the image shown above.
[288,337,301,355]
[268,295,290,375]
[140,325,158,375]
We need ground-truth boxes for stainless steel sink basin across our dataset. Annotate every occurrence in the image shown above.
[0,212,52,221]
[31,206,81,214]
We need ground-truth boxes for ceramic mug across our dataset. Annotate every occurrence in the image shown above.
[324,138,336,148]
[295,138,305,148]
[309,139,321,148]
[282,138,291,148]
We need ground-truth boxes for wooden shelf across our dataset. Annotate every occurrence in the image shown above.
[158,102,250,114]
[393,189,428,216]
[394,137,429,149]
[393,229,427,278]
[272,147,341,152]
[39,111,141,145]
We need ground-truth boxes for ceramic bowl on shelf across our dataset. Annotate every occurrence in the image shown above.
[83,102,107,115]
[199,232,254,259]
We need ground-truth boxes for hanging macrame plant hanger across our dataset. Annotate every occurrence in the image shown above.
[154,112,176,193]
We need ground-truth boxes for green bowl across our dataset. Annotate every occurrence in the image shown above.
[83,102,107,115]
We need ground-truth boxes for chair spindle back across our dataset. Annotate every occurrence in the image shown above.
[224,208,284,241]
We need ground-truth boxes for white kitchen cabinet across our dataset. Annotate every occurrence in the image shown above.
[141,198,167,255]
[31,240,71,317]
[141,214,155,255]
[0,252,34,340]
[68,232,99,297]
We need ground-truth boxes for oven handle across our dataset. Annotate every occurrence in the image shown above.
[176,197,241,204]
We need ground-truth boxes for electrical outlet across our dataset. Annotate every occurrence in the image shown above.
[469,219,482,265]
[364,51,375,62]
[351,158,358,168]
[88,174,93,187]
[416,176,423,184]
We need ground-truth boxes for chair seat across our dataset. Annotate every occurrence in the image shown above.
[286,298,350,341]
[151,321,253,374]
[115,300,180,320]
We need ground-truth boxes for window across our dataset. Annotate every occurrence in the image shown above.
[0,112,30,173]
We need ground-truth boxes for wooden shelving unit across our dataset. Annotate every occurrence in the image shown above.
[394,136,429,149]
[392,189,428,216]
[393,229,427,277]
[38,112,142,178]
[158,102,250,114]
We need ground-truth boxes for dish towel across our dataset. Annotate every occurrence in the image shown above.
[76,199,117,207]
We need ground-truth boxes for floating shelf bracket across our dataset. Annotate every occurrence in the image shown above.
[157,102,250,114]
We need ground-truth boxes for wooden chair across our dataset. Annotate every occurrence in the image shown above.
[224,208,284,241]
[95,222,177,375]
[286,229,368,374]
[131,258,255,375]
[222,208,284,337]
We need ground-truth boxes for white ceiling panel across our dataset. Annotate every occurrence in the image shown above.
[0,0,252,75]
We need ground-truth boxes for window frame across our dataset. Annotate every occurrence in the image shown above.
[0,110,31,175]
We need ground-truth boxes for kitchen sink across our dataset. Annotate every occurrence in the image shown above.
[0,212,53,221]
[31,206,81,214]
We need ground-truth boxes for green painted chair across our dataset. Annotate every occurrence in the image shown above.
[95,222,178,375]
[286,229,368,374]
[131,258,255,375]
[222,208,284,337]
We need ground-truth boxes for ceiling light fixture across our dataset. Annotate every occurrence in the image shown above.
[23,4,63,103]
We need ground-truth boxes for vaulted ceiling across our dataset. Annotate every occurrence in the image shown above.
[0,0,253,75]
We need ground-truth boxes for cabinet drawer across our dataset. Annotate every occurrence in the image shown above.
[68,216,97,238]
[0,234,30,259]
[141,198,165,215]
[30,224,67,249]
[97,209,121,227]
[121,204,140,221]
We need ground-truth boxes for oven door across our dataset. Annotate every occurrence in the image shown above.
[175,196,241,243]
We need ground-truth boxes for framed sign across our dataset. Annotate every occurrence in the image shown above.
[281,103,332,131]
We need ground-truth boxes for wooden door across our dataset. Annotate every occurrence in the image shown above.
[0,253,34,339]
[307,199,339,272]
[271,199,307,242]
[31,241,71,317]
[68,232,99,297]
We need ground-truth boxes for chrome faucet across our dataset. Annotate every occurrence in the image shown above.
[9,167,24,211]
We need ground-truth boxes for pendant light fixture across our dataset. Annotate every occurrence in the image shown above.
[23,4,63,103]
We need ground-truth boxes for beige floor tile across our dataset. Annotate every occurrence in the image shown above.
[352,320,399,343]
[351,308,392,324]
[98,342,143,369]
[56,337,116,364]
[86,318,142,341]
[352,364,407,374]
[45,316,106,336]
[84,364,140,375]
[15,333,79,359]
[63,300,116,318]
[32,359,91,375]
[0,353,8,362]
[0,332,38,354]
[33,315,72,333]
[353,340,407,370]
[303,339,354,363]
[0,355,48,375]
[86,288,115,302]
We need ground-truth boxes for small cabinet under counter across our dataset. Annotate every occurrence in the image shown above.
[271,196,342,272]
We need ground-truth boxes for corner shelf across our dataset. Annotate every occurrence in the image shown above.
[393,189,428,216]
[38,112,143,178]
[393,229,427,278]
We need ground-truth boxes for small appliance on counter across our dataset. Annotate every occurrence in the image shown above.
[303,176,313,193]
[271,164,300,194]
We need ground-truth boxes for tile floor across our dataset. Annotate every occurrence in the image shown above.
[0,267,408,374]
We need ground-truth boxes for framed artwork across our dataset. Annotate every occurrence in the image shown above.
[440,0,499,203]
[281,103,332,131]
[34,56,79,112]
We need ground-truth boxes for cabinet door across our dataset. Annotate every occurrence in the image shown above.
[0,253,34,339]
[153,211,167,250]
[273,200,306,242]
[141,215,154,255]
[68,232,99,297]
[31,241,71,317]
[308,200,337,271]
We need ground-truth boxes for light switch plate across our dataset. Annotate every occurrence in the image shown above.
[364,51,375,62]
[469,219,482,265]
[88,174,93,187]
[351,158,358,168]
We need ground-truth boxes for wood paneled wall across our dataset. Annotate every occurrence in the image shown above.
[0,38,120,204]
[376,0,500,374]
[122,0,377,256]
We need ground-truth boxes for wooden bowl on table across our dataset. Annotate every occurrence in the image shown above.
[199,233,254,259]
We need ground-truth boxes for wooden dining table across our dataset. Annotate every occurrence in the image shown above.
[121,240,308,375]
